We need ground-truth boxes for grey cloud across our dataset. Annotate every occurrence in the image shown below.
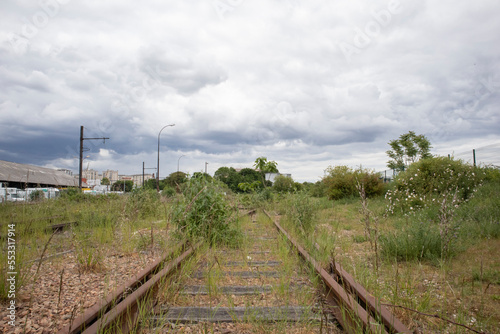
[139,46,228,95]
[1,1,500,181]
[348,84,380,100]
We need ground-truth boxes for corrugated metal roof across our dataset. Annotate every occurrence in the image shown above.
[0,160,79,187]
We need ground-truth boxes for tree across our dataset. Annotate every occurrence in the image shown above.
[101,177,110,185]
[239,168,262,184]
[214,167,240,192]
[112,180,133,192]
[238,181,261,193]
[164,171,188,188]
[192,172,212,181]
[272,175,295,193]
[253,157,278,187]
[143,178,157,190]
[386,131,432,171]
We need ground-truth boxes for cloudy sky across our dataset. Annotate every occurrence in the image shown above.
[1,0,499,182]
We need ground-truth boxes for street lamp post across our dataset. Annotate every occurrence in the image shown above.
[157,124,175,191]
[177,155,186,172]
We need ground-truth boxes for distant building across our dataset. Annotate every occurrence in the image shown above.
[130,174,154,186]
[0,160,80,188]
[82,169,99,181]
[57,168,73,176]
[103,169,119,183]
[265,173,292,184]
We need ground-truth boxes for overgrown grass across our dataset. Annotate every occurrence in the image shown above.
[267,170,500,333]
[380,178,500,262]
[0,188,169,301]
[171,176,243,248]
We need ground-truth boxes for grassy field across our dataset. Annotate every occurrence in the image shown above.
[274,178,500,333]
[1,171,499,333]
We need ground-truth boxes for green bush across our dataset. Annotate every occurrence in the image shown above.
[60,187,85,201]
[323,165,384,200]
[455,181,500,239]
[29,190,44,201]
[161,186,176,198]
[172,176,242,247]
[272,175,296,193]
[309,181,327,198]
[164,171,188,188]
[385,157,482,215]
[483,165,500,182]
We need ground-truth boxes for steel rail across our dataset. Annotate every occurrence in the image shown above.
[57,240,192,334]
[263,210,409,334]
[329,260,411,333]
[272,216,383,334]
[82,242,201,333]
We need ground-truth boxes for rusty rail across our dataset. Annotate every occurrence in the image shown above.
[329,260,410,333]
[57,240,199,334]
[264,210,411,334]
[58,209,257,333]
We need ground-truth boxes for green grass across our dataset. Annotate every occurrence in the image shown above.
[264,178,500,333]
[0,189,170,301]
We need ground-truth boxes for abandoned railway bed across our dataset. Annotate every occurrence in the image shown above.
[59,209,410,334]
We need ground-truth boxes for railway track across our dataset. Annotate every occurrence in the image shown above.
[58,208,410,333]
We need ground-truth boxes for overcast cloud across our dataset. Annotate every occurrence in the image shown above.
[1,0,499,182]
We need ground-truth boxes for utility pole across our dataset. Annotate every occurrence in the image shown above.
[205,162,208,174]
[142,162,156,187]
[79,126,109,191]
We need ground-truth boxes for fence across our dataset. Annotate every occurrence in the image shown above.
[376,142,500,181]
[450,143,500,168]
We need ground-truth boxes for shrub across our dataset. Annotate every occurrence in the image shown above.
[483,165,500,182]
[272,175,296,193]
[323,165,384,200]
[164,171,188,188]
[172,176,242,247]
[60,187,85,201]
[161,186,176,198]
[309,180,327,198]
[29,190,44,201]
[455,181,500,239]
[385,157,483,215]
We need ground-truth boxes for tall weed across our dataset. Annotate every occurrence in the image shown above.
[171,176,242,247]
[280,192,318,234]
[127,188,161,219]
[455,181,500,239]
[380,219,446,261]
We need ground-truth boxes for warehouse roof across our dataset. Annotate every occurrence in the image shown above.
[0,160,79,187]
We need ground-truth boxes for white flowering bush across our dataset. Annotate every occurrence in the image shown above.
[381,161,498,261]
[385,157,482,215]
